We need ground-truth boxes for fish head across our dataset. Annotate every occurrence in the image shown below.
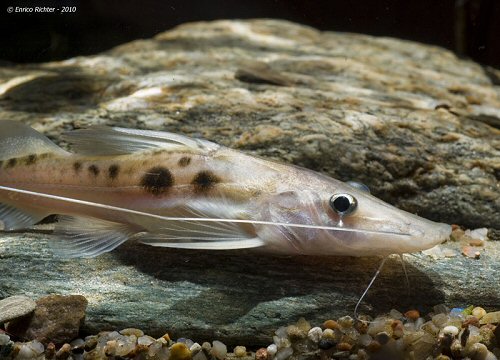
[259,176,451,256]
[316,181,452,256]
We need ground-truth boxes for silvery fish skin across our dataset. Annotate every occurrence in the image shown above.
[0,121,451,257]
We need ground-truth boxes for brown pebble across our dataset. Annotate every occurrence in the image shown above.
[323,319,340,330]
[463,316,480,328]
[55,343,71,360]
[336,342,352,351]
[255,348,268,360]
[45,342,56,360]
[84,337,98,352]
[405,310,420,321]
[355,320,369,334]
[366,341,381,353]
[391,320,404,338]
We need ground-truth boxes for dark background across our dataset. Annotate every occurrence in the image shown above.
[0,0,499,68]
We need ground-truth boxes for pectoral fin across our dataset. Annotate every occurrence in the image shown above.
[51,216,140,258]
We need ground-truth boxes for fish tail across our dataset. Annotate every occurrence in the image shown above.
[0,121,67,230]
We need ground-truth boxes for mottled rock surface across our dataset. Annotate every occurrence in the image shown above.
[6,295,87,345]
[0,19,499,346]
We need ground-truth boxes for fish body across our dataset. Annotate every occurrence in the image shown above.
[0,121,451,257]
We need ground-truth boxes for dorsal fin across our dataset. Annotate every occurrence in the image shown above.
[63,126,220,156]
[0,120,67,160]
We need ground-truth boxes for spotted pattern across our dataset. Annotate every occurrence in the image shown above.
[73,162,82,172]
[191,170,221,192]
[108,164,120,179]
[141,166,174,195]
[178,156,191,167]
[88,164,100,176]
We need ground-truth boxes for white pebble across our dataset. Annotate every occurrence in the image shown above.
[267,344,278,357]
[443,325,459,336]
[138,335,155,346]
[193,351,208,360]
[28,340,44,355]
[211,340,227,360]
[16,345,35,360]
[148,341,162,357]
[190,342,202,355]
[358,334,373,347]
[307,327,322,343]
[466,228,488,241]
[0,334,10,346]
[389,309,403,319]
[275,346,293,360]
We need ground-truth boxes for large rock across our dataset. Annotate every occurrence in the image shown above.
[6,295,87,345]
[0,19,499,346]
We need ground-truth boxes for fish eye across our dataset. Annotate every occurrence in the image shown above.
[346,181,370,193]
[329,193,357,216]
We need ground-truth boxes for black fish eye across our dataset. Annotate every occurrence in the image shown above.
[329,193,357,216]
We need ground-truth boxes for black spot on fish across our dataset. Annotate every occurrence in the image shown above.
[192,170,220,192]
[108,164,120,179]
[26,154,37,165]
[178,156,191,167]
[6,158,17,168]
[88,164,100,176]
[73,161,82,172]
[141,166,174,196]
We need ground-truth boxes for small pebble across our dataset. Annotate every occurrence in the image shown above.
[0,333,10,346]
[202,342,212,352]
[404,310,420,321]
[120,328,144,337]
[234,346,246,357]
[338,316,354,328]
[295,317,311,332]
[374,332,390,345]
[389,309,403,319]
[436,355,451,360]
[480,311,500,325]
[255,348,268,360]
[84,336,98,351]
[45,342,56,359]
[318,339,336,350]
[211,340,227,360]
[469,342,489,360]
[391,320,404,338]
[55,343,71,360]
[443,325,459,336]
[275,347,293,360]
[472,307,487,320]
[286,325,305,340]
[104,340,117,357]
[322,328,336,340]
[170,342,192,360]
[307,327,322,343]
[332,351,350,358]
[266,344,277,357]
[336,342,352,351]
[138,335,156,346]
[190,343,202,355]
[323,319,340,330]
[366,341,381,353]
